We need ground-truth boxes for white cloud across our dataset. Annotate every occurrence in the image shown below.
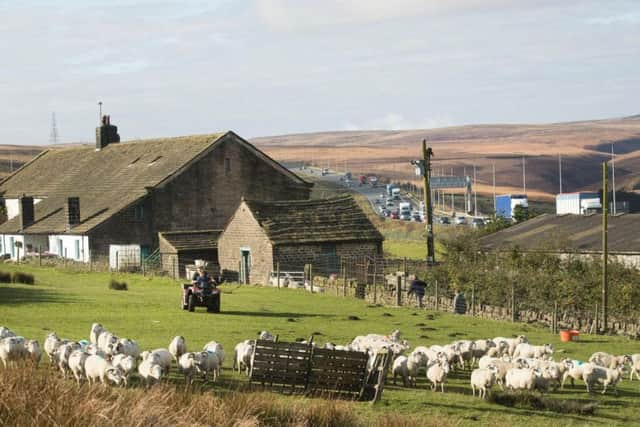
[344,113,454,131]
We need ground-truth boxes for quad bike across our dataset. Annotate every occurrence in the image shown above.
[181,277,222,313]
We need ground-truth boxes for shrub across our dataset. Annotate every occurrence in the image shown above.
[109,279,128,291]
[0,271,12,283]
[11,272,34,285]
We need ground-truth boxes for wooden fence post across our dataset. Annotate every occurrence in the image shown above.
[471,282,476,317]
[276,261,280,289]
[310,264,313,293]
[64,248,67,268]
[396,275,402,306]
[38,246,42,267]
[342,262,347,297]
[373,261,377,304]
[511,281,516,322]
[435,280,439,311]
[552,301,558,334]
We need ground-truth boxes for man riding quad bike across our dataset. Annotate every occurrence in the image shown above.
[182,266,222,313]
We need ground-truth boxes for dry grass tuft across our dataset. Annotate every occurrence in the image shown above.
[0,365,450,427]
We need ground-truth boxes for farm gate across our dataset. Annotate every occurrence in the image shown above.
[249,339,382,400]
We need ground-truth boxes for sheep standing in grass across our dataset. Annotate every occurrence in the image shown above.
[630,354,640,381]
[112,338,140,360]
[493,335,527,357]
[233,340,254,375]
[199,351,220,382]
[513,343,554,360]
[111,354,136,387]
[138,358,163,386]
[84,355,124,386]
[203,341,225,376]
[426,360,450,392]
[68,350,89,386]
[56,342,81,378]
[178,352,204,385]
[141,349,172,375]
[169,336,187,362]
[97,331,118,353]
[471,339,496,367]
[44,332,65,366]
[582,364,624,395]
[89,323,104,345]
[454,340,476,369]
[25,340,41,366]
[470,365,499,399]
[0,336,25,368]
[589,352,631,370]
[505,368,538,391]
[393,353,424,387]
[0,327,15,339]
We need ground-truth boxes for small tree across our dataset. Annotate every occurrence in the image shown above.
[512,205,529,223]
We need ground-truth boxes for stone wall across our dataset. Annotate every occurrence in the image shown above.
[217,202,274,284]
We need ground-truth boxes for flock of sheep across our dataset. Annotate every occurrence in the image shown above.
[1,324,639,400]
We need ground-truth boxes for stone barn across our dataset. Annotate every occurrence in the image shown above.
[158,230,222,279]
[218,195,383,284]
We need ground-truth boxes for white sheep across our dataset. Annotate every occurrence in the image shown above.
[169,336,187,361]
[109,338,140,359]
[493,335,528,357]
[89,323,104,345]
[84,355,124,386]
[44,332,65,366]
[138,358,163,386]
[0,327,16,339]
[393,353,424,387]
[178,352,204,385]
[233,340,254,375]
[68,350,89,386]
[470,365,499,399]
[561,360,587,389]
[25,340,41,366]
[203,341,225,375]
[97,331,118,353]
[453,340,476,369]
[141,349,172,375]
[471,339,497,366]
[630,354,640,381]
[56,342,81,378]
[589,352,631,370]
[426,360,450,392]
[513,343,554,359]
[505,368,538,391]
[582,364,624,395]
[111,354,136,387]
[0,336,25,368]
[258,331,276,341]
[198,350,220,382]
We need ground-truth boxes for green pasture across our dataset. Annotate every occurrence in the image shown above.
[0,264,639,426]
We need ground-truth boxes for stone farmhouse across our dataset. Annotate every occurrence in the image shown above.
[0,117,312,263]
[218,195,383,284]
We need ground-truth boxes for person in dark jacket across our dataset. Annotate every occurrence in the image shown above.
[452,290,467,314]
[192,266,213,291]
[407,275,427,308]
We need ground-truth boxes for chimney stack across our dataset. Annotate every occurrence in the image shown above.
[96,114,120,150]
[19,195,34,230]
[65,197,80,230]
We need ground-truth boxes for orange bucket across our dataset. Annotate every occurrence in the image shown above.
[570,330,580,341]
[559,330,572,342]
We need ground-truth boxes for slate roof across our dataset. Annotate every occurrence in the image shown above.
[159,230,222,252]
[0,131,310,235]
[480,213,640,254]
[244,195,383,245]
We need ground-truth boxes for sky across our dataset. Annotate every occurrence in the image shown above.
[1,0,639,145]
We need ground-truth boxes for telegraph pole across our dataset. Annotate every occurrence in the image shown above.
[602,161,608,333]
[411,140,435,265]
[492,162,496,213]
[473,164,477,217]
[522,155,526,194]
[611,144,616,215]
[559,153,563,194]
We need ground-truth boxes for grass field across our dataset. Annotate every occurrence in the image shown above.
[1,264,639,426]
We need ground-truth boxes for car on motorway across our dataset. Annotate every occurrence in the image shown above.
[374,198,381,204]
[382,209,391,217]
[412,212,422,222]
[455,216,467,225]
[471,217,485,229]
[386,200,395,207]
[390,211,399,219]
[438,216,450,225]
[400,212,412,221]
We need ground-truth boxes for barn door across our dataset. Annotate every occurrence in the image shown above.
[240,248,251,284]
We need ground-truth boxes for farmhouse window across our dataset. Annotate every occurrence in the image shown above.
[134,205,145,221]
[224,158,231,175]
